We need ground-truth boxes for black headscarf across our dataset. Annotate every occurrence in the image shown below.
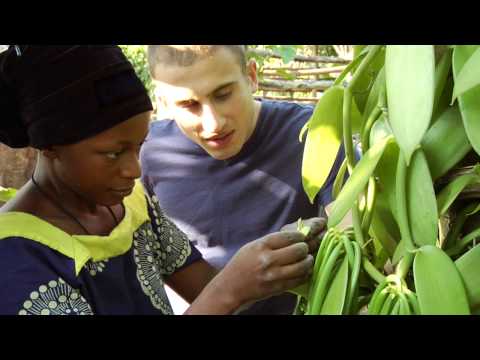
[0,45,153,149]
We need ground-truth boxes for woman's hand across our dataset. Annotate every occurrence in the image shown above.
[212,231,314,310]
[280,217,327,255]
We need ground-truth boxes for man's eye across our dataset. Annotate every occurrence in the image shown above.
[179,100,199,109]
[215,91,232,101]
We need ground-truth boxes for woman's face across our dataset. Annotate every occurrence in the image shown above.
[50,112,151,206]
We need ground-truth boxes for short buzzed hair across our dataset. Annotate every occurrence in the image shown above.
[147,45,247,79]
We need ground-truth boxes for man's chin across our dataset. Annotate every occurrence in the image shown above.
[207,149,240,161]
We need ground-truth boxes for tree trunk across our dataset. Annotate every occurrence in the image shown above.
[0,144,37,189]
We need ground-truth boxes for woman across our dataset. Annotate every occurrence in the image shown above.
[0,45,321,315]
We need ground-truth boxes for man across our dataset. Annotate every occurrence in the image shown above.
[141,45,345,314]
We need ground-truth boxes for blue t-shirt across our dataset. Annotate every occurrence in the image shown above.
[141,99,345,314]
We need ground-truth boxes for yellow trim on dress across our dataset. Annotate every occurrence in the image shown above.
[0,180,149,275]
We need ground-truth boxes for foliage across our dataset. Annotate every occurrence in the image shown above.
[0,186,17,203]
[298,45,480,315]
[119,45,155,102]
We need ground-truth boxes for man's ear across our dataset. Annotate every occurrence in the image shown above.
[154,87,173,120]
[246,59,258,93]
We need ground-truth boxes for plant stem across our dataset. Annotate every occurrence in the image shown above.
[352,205,365,248]
[343,45,382,174]
[396,252,414,279]
[333,49,368,87]
[341,45,382,250]
[395,151,416,252]
[361,107,382,153]
[363,257,386,284]
[361,176,377,235]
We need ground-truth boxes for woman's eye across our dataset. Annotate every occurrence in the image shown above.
[105,151,123,159]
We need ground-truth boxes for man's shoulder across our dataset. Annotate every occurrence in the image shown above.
[142,119,190,152]
[147,119,178,139]
[261,99,314,118]
[258,100,314,142]
[259,99,313,129]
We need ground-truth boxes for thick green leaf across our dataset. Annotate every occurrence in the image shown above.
[414,245,470,314]
[386,45,435,164]
[302,87,362,203]
[370,203,400,258]
[432,47,452,117]
[407,150,438,247]
[351,47,385,115]
[0,187,17,202]
[333,50,368,87]
[332,158,348,201]
[302,86,344,203]
[370,118,399,219]
[392,239,406,265]
[422,105,472,180]
[453,45,480,157]
[452,47,480,102]
[432,74,454,123]
[456,244,480,311]
[437,167,480,216]
[362,66,385,125]
[353,45,368,59]
[327,136,392,227]
[320,255,349,314]
[369,115,391,146]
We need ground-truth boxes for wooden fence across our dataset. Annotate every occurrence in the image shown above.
[250,48,351,104]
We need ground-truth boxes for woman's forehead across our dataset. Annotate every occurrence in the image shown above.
[75,112,152,147]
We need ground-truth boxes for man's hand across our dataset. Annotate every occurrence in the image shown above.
[281,217,327,255]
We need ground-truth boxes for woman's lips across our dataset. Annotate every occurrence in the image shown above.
[204,131,234,149]
[110,187,134,197]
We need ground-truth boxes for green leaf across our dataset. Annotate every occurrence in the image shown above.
[275,68,295,81]
[392,239,406,265]
[370,204,400,258]
[327,135,392,227]
[453,45,480,157]
[370,118,398,219]
[437,167,480,216]
[369,125,401,259]
[456,245,480,311]
[432,47,453,117]
[332,158,348,201]
[333,51,367,87]
[320,255,349,314]
[288,282,310,299]
[386,45,435,164]
[353,45,368,59]
[422,105,472,180]
[351,47,385,115]
[414,245,470,314]
[0,186,17,202]
[452,47,480,103]
[407,150,438,247]
[302,86,344,203]
[362,66,385,125]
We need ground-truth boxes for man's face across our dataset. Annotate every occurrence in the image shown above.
[51,112,151,206]
[154,47,260,160]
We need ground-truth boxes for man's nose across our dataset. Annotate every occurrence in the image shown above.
[201,105,225,133]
